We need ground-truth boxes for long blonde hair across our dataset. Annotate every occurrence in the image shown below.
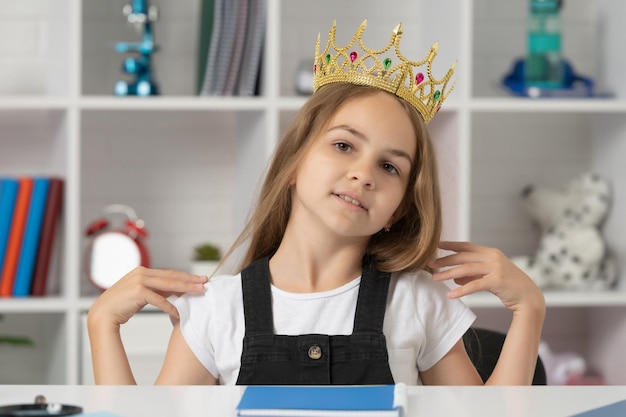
[223,83,442,273]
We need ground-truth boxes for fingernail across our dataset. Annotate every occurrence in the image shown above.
[194,283,205,290]
[196,275,209,281]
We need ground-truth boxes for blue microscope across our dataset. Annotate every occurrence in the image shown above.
[114,0,160,96]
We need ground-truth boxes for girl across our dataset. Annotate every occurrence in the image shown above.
[88,23,545,386]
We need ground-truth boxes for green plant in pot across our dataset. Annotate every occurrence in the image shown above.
[0,314,33,347]
[190,243,222,276]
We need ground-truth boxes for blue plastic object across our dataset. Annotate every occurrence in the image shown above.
[114,0,159,96]
[502,58,594,98]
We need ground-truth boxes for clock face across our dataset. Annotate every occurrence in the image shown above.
[88,231,142,289]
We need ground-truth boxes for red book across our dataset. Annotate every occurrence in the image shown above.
[0,177,33,297]
[30,178,64,296]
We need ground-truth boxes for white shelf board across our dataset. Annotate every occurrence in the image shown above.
[276,96,463,113]
[0,95,467,113]
[75,291,626,314]
[0,298,72,313]
[77,297,163,313]
[78,297,96,312]
[464,290,626,308]
[78,96,269,111]
[277,96,308,111]
[469,97,626,113]
[0,97,69,110]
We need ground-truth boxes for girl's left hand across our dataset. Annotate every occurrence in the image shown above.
[429,241,545,314]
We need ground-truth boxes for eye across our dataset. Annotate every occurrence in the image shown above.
[381,162,398,175]
[334,142,352,152]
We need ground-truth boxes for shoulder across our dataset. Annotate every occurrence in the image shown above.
[390,269,450,299]
[171,272,245,382]
[174,272,243,318]
[206,272,242,291]
[194,271,242,296]
[386,269,475,372]
[387,269,473,324]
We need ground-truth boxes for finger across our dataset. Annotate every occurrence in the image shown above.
[431,243,501,269]
[428,252,472,269]
[430,252,481,269]
[137,267,210,283]
[447,278,487,299]
[438,241,480,253]
[138,274,208,295]
[454,276,483,286]
[142,291,181,319]
[112,267,208,294]
[432,263,491,282]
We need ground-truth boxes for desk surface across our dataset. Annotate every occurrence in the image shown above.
[1,385,625,417]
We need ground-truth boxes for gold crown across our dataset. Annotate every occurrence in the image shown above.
[313,20,456,124]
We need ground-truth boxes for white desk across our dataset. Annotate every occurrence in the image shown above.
[1,385,625,417]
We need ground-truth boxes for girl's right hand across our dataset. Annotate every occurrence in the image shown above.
[88,266,208,328]
[430,241,545,315]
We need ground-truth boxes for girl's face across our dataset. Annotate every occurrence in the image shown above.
[290,91,417,241]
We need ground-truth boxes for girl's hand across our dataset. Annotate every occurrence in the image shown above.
[88,266,208,328]
[429,241,545,314]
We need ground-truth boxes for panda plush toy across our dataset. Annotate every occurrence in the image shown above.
[511,172,618,291]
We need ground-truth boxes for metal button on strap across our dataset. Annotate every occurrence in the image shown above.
[308,345,322,360]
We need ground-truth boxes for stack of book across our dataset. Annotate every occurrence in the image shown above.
[197,0,266,96]
[0,176,63,297]
[236,384,408,417]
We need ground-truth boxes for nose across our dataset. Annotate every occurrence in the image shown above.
[347,159,375,188]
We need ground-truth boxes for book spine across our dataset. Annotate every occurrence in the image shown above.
[30,178,64,296]
[212,0,238,95]
[0,177,34,297]
[0,177,19,276]
[13,177,51,297]
[197,0,215,93]
[200,0,224,95]
[235,0,266,96]
[221,0,249,95]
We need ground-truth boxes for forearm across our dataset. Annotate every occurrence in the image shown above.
[486,301,546,385]
[87,312,137,385]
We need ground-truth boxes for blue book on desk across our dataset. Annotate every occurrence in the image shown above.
[571,399,626,417]
[237,384,407,417]
[12,177,50,296]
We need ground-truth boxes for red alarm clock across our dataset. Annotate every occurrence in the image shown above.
[84,204,150,290]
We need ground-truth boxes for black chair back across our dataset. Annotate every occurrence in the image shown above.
[463,327,547,385]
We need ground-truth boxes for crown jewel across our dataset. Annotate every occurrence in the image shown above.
[313,20,456,124]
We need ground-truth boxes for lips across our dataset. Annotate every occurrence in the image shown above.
[334,193,367,210]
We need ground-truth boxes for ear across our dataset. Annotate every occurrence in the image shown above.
[288,166,299,186]
[391,202,408,225]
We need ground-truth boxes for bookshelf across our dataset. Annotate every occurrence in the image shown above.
[1,0,626,384]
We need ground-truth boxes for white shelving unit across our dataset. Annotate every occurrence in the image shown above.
[1,0,626,385]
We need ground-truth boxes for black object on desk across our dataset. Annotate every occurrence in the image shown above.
[0,395,82,416]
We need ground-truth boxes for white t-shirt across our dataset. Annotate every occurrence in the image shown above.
[174,269,475,385]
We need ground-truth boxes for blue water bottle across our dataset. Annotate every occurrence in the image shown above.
[526,0,564,88]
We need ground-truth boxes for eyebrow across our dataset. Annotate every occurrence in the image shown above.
[328,125,414,165]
